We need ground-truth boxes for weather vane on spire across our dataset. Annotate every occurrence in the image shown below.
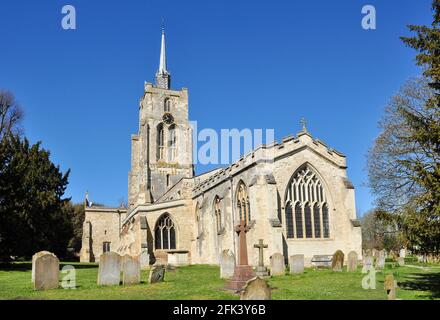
[300,117,308,132]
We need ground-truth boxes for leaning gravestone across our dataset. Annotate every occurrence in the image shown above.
[375,250,386,271]
[240,277,271,300]
[289,255,304,274]
[397,257,405,267]
[347,251,358,272]
[270,253,285,276]
[220,249,236,279]
[32,251,59,290]
[148,264,166,284]
[332,250,344,272]
[122,255,141,285]
[98,252,121,286]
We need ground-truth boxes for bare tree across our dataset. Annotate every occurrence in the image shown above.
[367,77,436,212]
[0,90,23,140]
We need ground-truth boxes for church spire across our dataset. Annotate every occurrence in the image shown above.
[156,26,171,89]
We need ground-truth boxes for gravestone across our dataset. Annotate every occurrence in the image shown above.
[289,255,304,274]
[332,250,344,272]
[254,239,269,277]
[148,264,166,283]
[375,250,386,270]
[399,248,406,258]
[32,250,52,283]
[389,250,398,261]
[122,255,141,285]
[220,250,236,279]
[397,257,405,266]
[347,251,358,272]
[384,274,397,300]
[140,247,150,270]
[98,252,121,286]
[240,277,271,300]
[32,251,59,290]
[372,249,379,262]
[270,253,285,276]
[362,255,374,273]
[225,220,256,291]
[311,255,332,268]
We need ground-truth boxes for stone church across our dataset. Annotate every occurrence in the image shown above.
[80,30,362,268]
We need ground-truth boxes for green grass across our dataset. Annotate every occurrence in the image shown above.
[0,262,439,300]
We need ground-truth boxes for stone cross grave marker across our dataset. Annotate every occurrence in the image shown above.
[240,277,271,300]
[225,220,256,291]
[98,252,121,286]
[32,251,59,290]
[220,249,236,279]
[270,253,285,276]
[254,239,269,277]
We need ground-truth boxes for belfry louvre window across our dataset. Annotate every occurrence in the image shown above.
[285,166,330,239]
[167,125,177,161]
[154,214,176,250]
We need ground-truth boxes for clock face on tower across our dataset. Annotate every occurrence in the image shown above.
[163,112,174,125]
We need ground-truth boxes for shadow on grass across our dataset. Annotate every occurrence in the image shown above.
[399,271,440,299]
[0,262,98,272]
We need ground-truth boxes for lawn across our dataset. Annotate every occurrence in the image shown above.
[0,262,439,300]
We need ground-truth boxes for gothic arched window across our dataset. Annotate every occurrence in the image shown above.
[214,196,222,234]
[164,98,171,113]
[154,213,176,250]
[168,124,177,161]
[285,165,330,239]
[236,182,251,224]
[157,123,164,160]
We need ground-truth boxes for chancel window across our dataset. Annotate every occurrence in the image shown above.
[214,196,222,234]
[154,214,176,250]
[157,123,165,160]
[285,165,330,239]
[103,242,111,253]
[236,182,251,224]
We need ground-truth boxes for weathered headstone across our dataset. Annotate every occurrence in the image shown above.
[148,264,166,284]
[372,248,379,262]
[384,274,397,300]
[375,250,386,270]
[240,277,271,300]
[389,250,398,261]
[332,250,344,272]
[122,255,141,285]
[220,250,236,279]
[32,250,52,283]
[397,257,405,266]
[32,251,59,290]
[140,247,150,270]
[289,254,304,274]
[362,254,374,273]
[347,251,358,272]
[254,239,269,277]
[270,253,285,276]
[399,248,406,258]
[98,252,121,286]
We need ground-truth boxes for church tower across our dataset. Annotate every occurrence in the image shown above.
[128,28,194,208]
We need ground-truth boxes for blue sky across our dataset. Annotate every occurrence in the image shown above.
[0,0,433,215]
